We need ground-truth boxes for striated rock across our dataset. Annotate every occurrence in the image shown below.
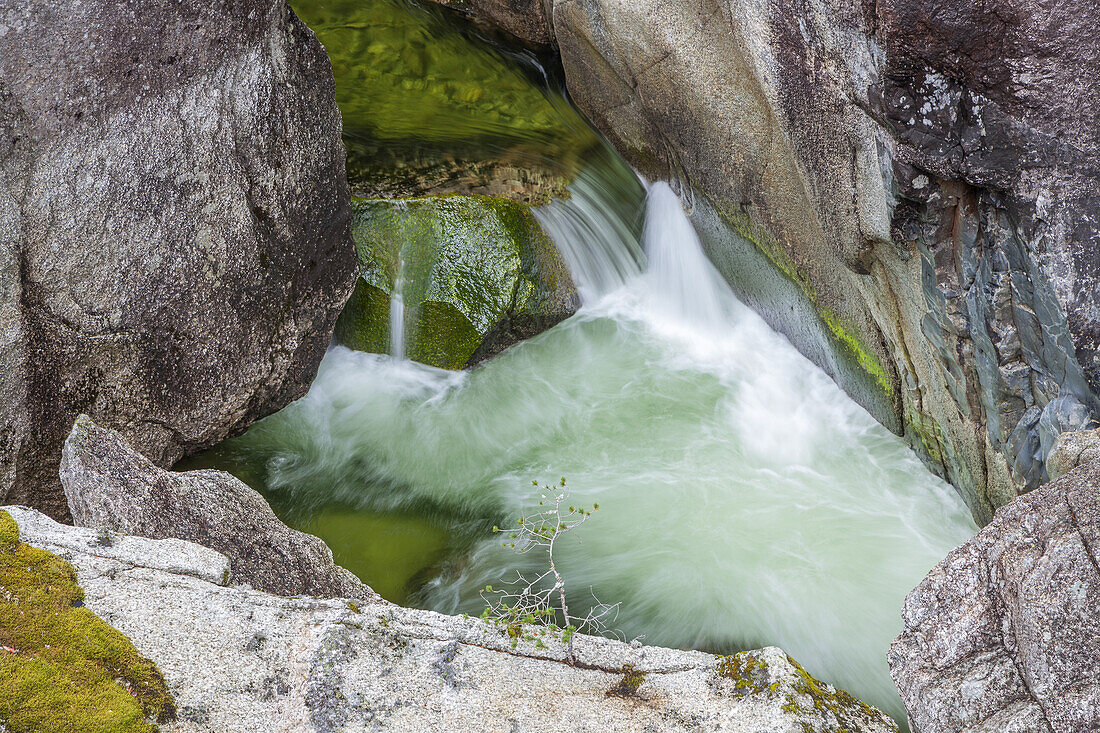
[1047,428,1100,481]
[335,195,578,369]
[60,416,372,601]
[466,0,1100,522]
[888,462,1100,732]
[0,0,357,520]
[5,505,897,732]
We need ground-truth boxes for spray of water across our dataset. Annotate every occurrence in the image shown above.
[214,180,976,723]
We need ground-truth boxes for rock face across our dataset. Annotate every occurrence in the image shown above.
[458,0,1100,521]
[888,461,1100,732]
[431,0,553,46]
[4,505,898,732]
[1047,428,1100,481]
[335,195,578,369]
[0,0,357,520]
[60,416,371,600]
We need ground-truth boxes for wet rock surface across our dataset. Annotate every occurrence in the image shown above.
[4,505,897,733]
[335,195,578,369]
[60,416,371,601]
[431,0,553,47]
[0,0,357,520]
[889,461,1100,732]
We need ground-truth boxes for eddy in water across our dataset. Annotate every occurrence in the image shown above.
[197,182,976,723]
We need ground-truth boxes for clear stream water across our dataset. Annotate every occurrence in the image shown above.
[188,177,977,722]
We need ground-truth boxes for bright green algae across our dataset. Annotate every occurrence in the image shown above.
[334,194,575,369]
[0,511,175,732]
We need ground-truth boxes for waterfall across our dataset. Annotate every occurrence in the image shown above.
[533,148,645,304]
[202,171,977,725]
[640,182,733,330]
[389,257,406,360]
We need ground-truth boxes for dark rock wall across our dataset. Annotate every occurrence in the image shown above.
[0,0,357,519]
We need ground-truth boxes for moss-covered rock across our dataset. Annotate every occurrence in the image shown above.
[335,195,578,369]
[0,510,175,732]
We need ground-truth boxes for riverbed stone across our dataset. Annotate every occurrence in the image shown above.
[0,0,357,520]
[335,195,578,369]
[4,505,898,733]
[888,461,1100,731]
[59,415,371,601]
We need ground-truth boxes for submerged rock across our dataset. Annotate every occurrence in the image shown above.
[335,195,578,369]
[889,460,1100,731]
[430,0,553,47]
[60,416,371,601]
[4,505,897,732]
[0,0,357,520]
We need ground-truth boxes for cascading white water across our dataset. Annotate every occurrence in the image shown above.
[532,150,644,304]
[213,175,976,724]
[389,257,406,359]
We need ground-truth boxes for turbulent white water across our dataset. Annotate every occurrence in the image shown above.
[226,181,976,722]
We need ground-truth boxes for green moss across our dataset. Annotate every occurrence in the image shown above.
[336,194,574,369]
[781,654,894,733]
[407,301,484,368]
[334,281,391,355]
[0,511,175,732]
[715,202,894,398]
[0,512,16,546]
[606,663,647,697]
[715,651,770,694]
[907,411,947,467]
[820,309,894,397]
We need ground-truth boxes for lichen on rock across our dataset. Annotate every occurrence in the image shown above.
[713,649,898,732]
[0,510,174,732]
[335,194,578,369]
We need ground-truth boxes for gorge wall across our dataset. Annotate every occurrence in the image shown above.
[0,0,357,519]
[445,0,1100,523]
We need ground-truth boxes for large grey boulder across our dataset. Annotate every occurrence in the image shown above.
[60,415,371,600]
[456,0,1100,522]
[5,504,898,732]
[888,461,1100,732]
[0,0,357,520]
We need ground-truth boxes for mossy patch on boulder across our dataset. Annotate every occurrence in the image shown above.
[712,649,898,732]
[335,194,578,369]
[0,510,175,732]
